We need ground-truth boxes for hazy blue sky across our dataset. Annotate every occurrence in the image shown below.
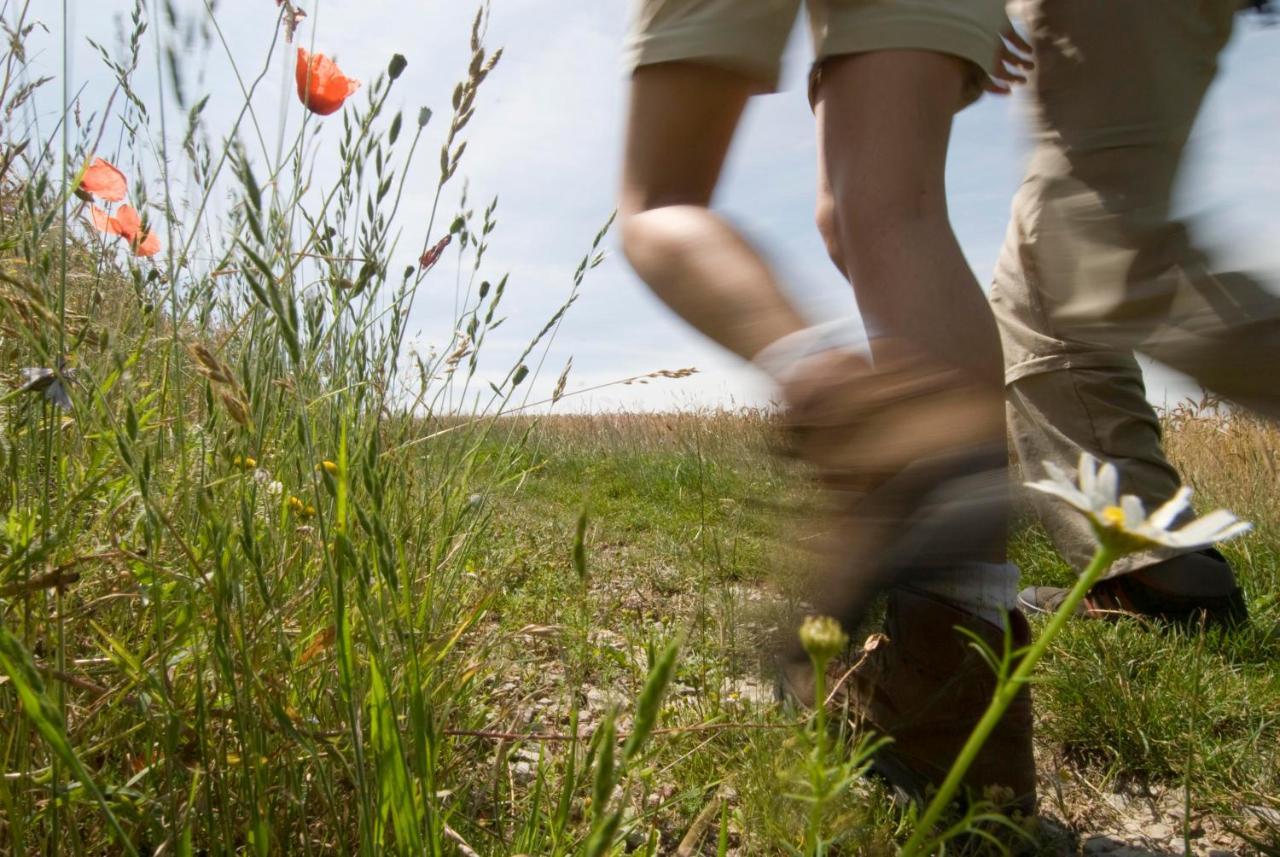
[44,2,1280,411]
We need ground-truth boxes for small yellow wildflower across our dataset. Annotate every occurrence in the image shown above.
[320,460,338,475]
[233,455,257,469]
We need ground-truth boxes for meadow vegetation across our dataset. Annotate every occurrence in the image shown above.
[0,1,1277,854]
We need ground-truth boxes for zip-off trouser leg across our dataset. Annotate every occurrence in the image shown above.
[990,0,1280,575]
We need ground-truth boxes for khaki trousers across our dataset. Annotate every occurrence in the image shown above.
[990,0,1280,575]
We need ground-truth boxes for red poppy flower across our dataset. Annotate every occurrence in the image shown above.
[296,48,360,116]
[91,204,161,257]
[77,157,127,203]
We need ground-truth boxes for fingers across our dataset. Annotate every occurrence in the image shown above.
[985,27,1035,95]
[984,58,1027,94]
[1003,26,1033,57]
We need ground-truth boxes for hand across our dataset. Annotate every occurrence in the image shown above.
[985,26,1034,95]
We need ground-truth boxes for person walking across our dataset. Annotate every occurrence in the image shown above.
[989,0,1277,626]
[619,0,1036,810]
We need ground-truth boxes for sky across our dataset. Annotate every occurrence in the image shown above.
[39,2,1280,412]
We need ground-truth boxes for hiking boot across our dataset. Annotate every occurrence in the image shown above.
[850,588,1036,813]
[783,588,1037,814]
[1017,549,1247,628]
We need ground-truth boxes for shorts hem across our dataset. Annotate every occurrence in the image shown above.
[625,33,782,92]
[810,15,999,107]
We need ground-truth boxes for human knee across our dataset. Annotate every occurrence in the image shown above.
[619,207,662,276]
[619,205,701,281]
[814,192,845,273]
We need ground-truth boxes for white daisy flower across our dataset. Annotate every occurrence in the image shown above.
[1026,453,1250,555]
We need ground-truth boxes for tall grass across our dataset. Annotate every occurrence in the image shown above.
[0,2,683,853]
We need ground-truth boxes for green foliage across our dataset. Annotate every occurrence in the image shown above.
[0,624,136,854]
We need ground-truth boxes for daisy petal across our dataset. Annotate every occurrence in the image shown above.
[1043,459,1073,487]
[1165,510,1246,549]
[1026,480,1091,512]
[1078,454,1097,504]
[1095,462,1120,508]
[1147,486,1192,531]
[1120,494,1147,529]
[1032,452,1250,558]
[1214,521,1253,541]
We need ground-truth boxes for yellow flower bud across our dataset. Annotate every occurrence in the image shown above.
[798,615,848,664]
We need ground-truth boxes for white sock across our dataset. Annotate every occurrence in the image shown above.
[911,562,1021,628]
[751,319,865,385]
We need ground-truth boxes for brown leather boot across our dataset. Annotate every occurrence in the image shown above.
[842,588,1037,815]
[1018,549,1247,629]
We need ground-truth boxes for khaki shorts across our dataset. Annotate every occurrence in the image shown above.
[624,0,1006,105]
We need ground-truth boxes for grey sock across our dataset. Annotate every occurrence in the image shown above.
[911,562,1021,627]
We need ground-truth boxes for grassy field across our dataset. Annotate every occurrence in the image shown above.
[458,410,1280,855]
[8,394,1279,853]
[1,1,1278,853]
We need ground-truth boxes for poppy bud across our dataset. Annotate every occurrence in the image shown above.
[388,54,407,81]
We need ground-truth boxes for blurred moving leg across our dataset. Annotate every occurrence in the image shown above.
[991,0,1279,612]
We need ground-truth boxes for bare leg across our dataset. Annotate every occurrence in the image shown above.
[991,0,1264,621]
[813,107,847,276]
[814,51,1009,566]
[619,62,809,361]
[817,51,1004,392]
